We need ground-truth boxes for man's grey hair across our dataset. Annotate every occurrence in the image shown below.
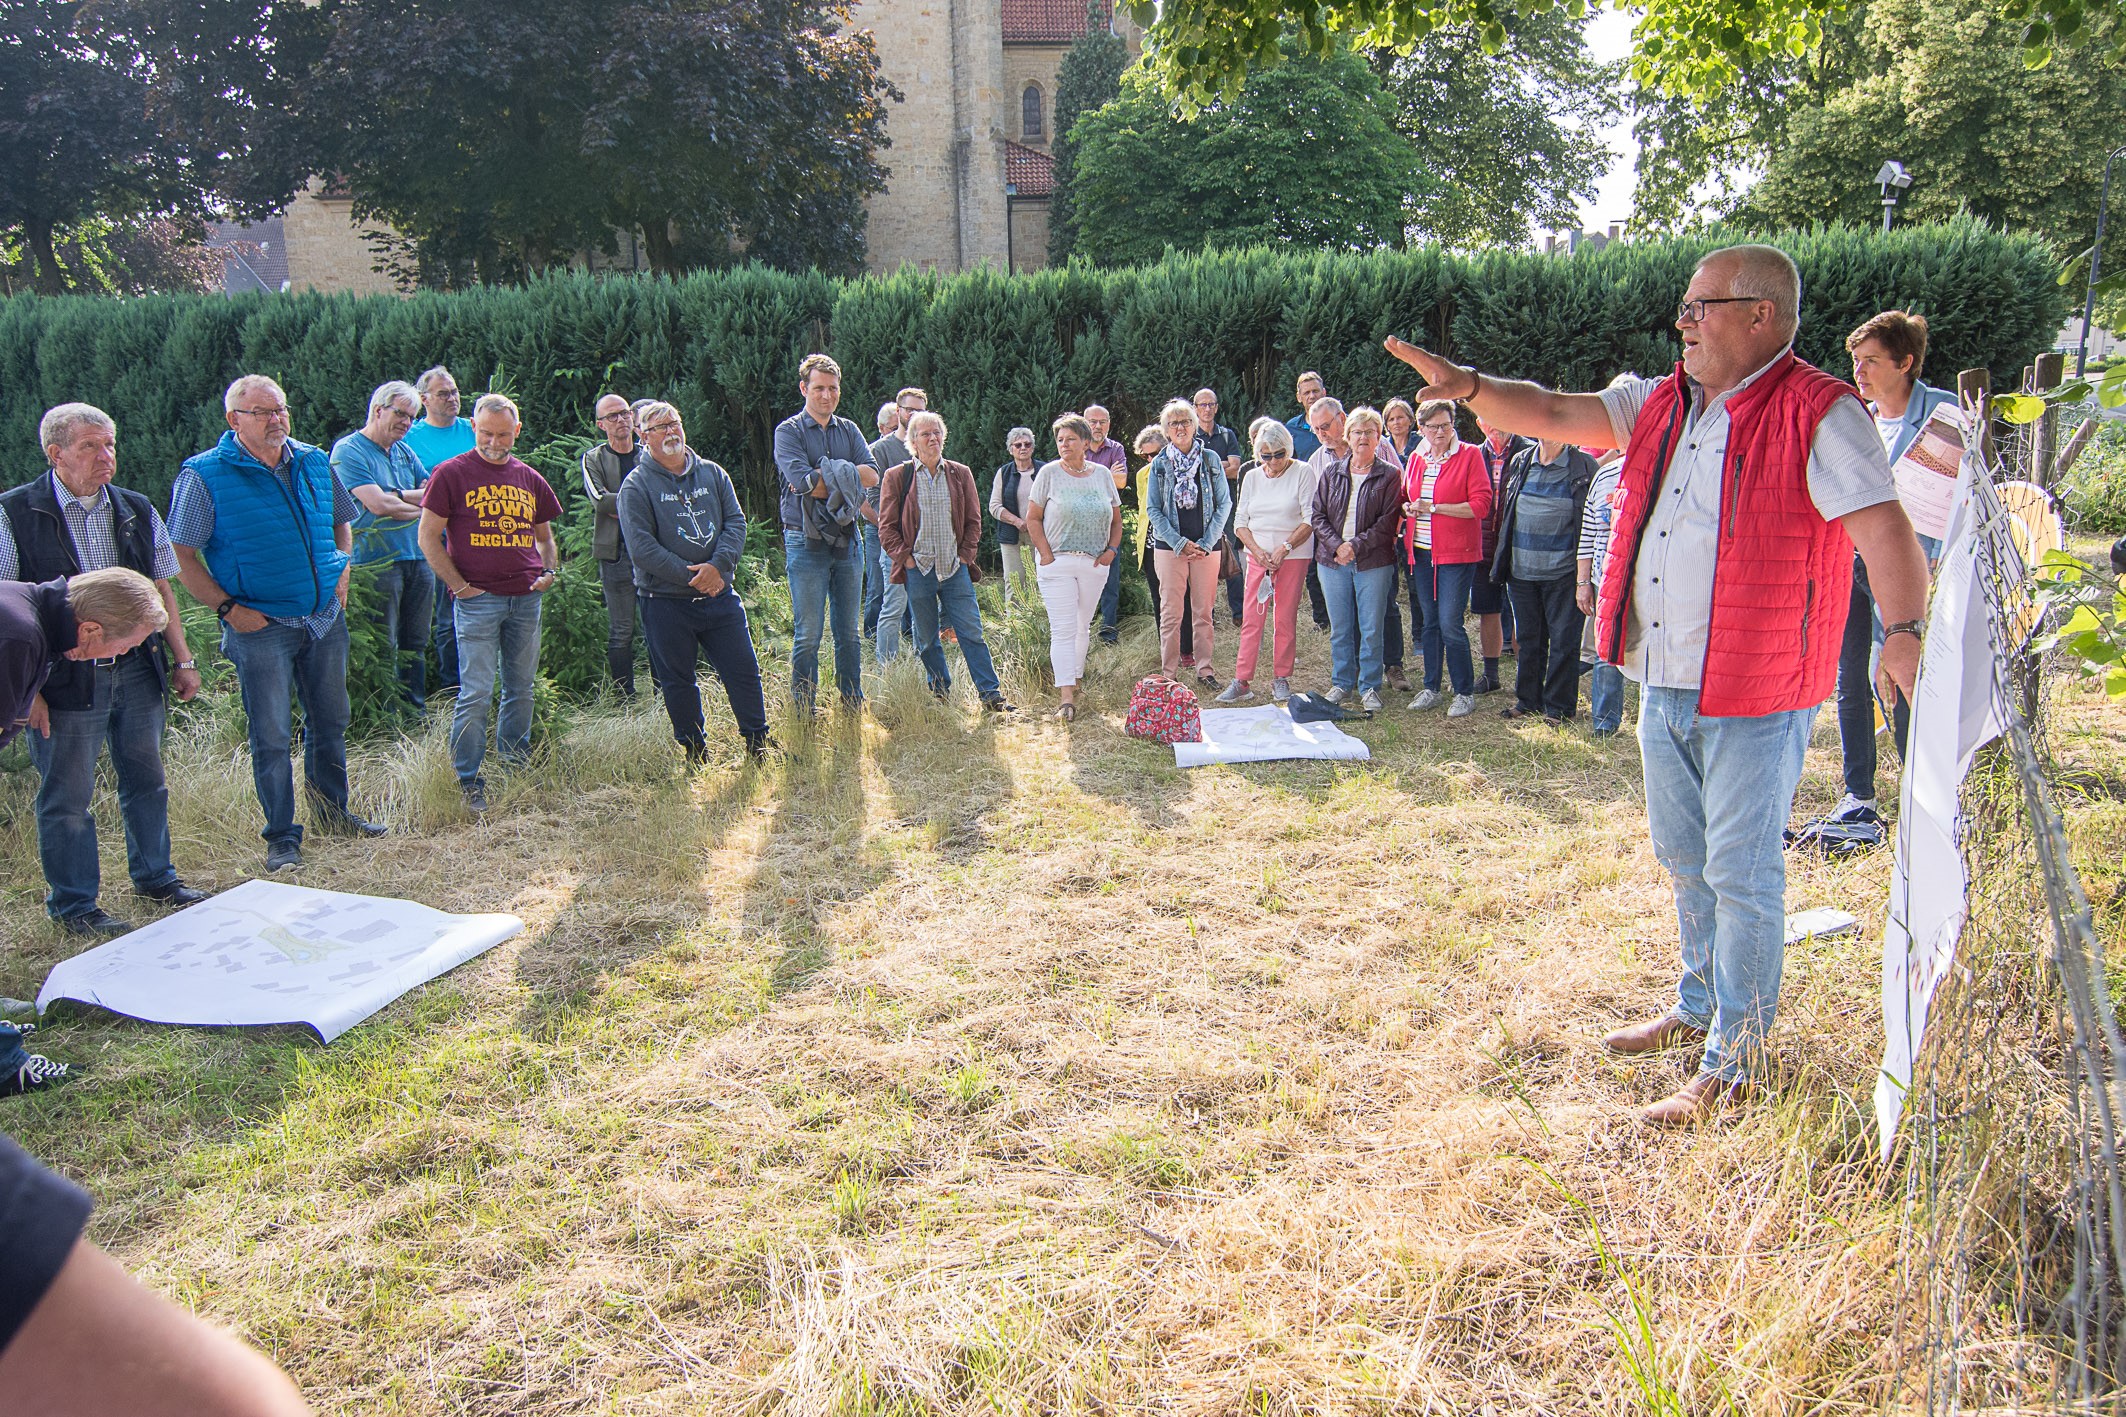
[223,374,285,414]
[415,366,457,396]
[636,400,682,431]
[368,380,419,418]
[876,402,900,431]
[39,402,115,455]
[1083,403,1110,419]
[905,409,946,439]
[1251,420,1294,458]
[472,392,521,423]
[1307,396,1345,421]
[1704,244,1801,339]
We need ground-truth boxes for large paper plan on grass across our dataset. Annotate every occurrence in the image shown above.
[1173,705,1373,767]
[37,879,523,1043]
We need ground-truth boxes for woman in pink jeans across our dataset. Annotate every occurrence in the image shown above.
[1218,421,1317,704]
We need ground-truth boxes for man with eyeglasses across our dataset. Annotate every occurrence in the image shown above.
[1284,373,1334,629]
[332,381,432,709]
[404,366,476,694]
[1081,404,1130,645]
[171,375,385,873]
[581,393,646,697]
[0,407,207,937]
[1194,388,1247,625]
[868,387,927,656]
[1388,244,1929,1127]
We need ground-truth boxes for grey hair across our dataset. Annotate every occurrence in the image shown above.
[1307,396,1345,421]
[1343,405,1385,438]
[905,409,946,439]
[1703,244,1801,338]
[39,402,115,454]
[368,380,419,418]
[1158,398,1195,425]
[1006,425,1035,447]
[223,374,285,413]
[876,402,900,429]
[415,366,457,396]
[472,393,521,423]
[636,400,682,430]
[1251,420,1294,458]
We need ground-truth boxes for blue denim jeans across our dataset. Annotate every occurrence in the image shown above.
[1638,686,1815,1082]
[431,576,458,693]
[1408,549,1476,695]
[29,653,176,920]
[372,558,435,709]
[1317,560,1396,693]
[1588,662,1626,733]
[876,546,910,662]
[786,532,863,706]
[859,520,884,640]
[0,1022,27,1078]
[221,614,352,848]
[451,591,542,785]
[640,592,770,748]
[904,563,1002,700]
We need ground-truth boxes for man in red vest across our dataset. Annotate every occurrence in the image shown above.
[1386,244,1930,1125]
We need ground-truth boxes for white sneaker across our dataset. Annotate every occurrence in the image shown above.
[1827,792,1879,822]
[1408,688,1441,711]
[1271,677,1292,703]
[1447,694,1476,718]
[1359,688,1383,715]
[1324,685,1350,706]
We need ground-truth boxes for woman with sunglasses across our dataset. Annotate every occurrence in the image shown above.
[1218,420,1315,704]
[989,425,1039,606]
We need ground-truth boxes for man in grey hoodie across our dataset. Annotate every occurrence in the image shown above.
[619,402,772,763]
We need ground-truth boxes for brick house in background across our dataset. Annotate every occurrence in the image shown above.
[206,0,1136,294]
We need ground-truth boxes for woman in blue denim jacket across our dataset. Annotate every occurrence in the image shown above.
[1145,399,1233,685]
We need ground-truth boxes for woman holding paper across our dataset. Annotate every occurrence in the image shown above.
[1820,309,1959,830]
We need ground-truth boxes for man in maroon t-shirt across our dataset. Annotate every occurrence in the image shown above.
[417,393,561,811]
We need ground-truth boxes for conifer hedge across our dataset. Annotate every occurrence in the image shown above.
[0,218,2068,519]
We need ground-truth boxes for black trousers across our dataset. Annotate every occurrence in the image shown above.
[1506,574,1585,720]
[641,591,771,749]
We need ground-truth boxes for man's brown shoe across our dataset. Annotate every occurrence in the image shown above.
[1601,1014,1708,1056]
[1642,1072,1755,1127]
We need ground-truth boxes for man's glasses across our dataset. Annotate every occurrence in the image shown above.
[1675,296,1759,325]
[235,406,289,421]
[597,412,633,424]
[642,420,681,436]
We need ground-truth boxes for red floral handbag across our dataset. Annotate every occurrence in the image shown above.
[1124,675,1203,745]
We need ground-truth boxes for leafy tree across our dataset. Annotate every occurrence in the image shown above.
[1063,42,1422,266]
[1047,13,1132,263]
[1373,9,1621,248]
[304,0,894,284]
[0,0,317,293]
[1735,0,2126,266]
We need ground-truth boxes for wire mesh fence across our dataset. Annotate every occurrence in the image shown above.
[1892,405,2124,1412]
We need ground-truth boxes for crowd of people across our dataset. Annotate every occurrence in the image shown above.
[0,239,1962,1407]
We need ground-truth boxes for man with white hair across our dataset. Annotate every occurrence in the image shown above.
[171,375,384,873]
[1,407,205,936]
[332,380,432,708]
[418,393,561,814]
[1388,244,1931,1125]
[877,410,1011,712]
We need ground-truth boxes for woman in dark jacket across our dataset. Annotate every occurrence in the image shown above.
[1309,406,1405,714]
[989,425,1038,605]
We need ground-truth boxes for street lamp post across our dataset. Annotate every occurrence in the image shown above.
[1875,160,1912,233]
[2075,144,2126,379]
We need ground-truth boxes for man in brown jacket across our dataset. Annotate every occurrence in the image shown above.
[877,411,1011,712]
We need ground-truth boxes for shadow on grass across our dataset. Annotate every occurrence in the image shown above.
[743,717,889,996]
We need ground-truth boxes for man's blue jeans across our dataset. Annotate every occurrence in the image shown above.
[451,591,542,786]
[1408,550,1476,695]
[876,545,911,662]
[904,563,1002,700]
[372,558,435,709]
[1317,560,1395,693]
[1588,661,1626,733]
[221,615,352,848]
[29,653,177,920]
[431,576,458,693]
[859,520,885,640]
[1638,686,1815,1083]
[786,532,863,706]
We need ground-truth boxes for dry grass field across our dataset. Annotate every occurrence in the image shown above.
[2,593,2120,1416]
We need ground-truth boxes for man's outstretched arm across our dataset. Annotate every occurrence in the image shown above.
[1384,336,1619,448]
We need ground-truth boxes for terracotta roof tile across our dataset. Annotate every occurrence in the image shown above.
[1001,0,1110,44]
[1004,141,1056,197]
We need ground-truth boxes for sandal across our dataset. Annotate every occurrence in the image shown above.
[1056,702,1077,722]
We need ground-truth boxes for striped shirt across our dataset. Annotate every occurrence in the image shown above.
[0,473,179,581]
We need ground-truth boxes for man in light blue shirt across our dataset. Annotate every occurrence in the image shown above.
[332,380,431,708]
[403,365,477,693]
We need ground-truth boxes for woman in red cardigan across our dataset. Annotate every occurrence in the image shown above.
[1401,399,1492,717]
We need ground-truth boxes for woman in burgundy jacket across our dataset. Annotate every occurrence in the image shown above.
[1307,406,1406,714]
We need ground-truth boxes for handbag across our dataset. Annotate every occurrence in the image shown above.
[1124,675,1203,745]
[1218,534,1242,581]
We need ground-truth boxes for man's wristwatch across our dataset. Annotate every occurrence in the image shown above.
[215,597,237,619]
[175,659,196,670]
[1883,619,1925,644]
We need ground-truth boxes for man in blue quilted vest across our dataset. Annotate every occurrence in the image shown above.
[171,375,387,874]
